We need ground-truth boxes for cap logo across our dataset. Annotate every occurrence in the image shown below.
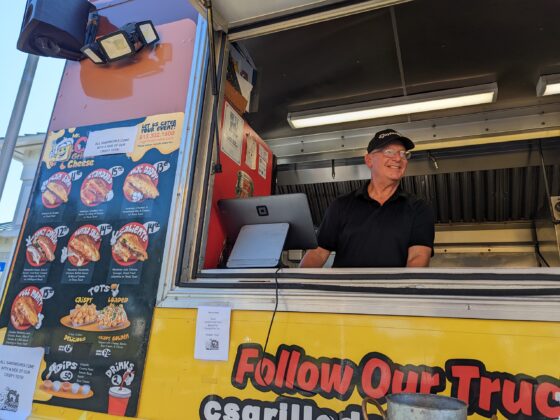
[378,130,400,139]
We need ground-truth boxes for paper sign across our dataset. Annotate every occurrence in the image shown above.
[84,126,138,158]
[0,345,44,420]
[258,144,269,178]
[245,134,257,170]
[194,306,231,361]
[237,76,253,111]
[221,102,243,165]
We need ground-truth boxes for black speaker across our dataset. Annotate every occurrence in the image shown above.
[17,0,93,60]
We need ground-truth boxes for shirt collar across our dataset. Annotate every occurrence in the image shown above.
[356,181,406,203]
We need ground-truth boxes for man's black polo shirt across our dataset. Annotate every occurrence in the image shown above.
[317,182,435,267]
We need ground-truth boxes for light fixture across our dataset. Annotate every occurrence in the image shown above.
[136,21,159,45]
[287,83,498,129]
[81,42,105,64]
[536,74,560,97]
[81,20,160,64]
[97,28,136,62]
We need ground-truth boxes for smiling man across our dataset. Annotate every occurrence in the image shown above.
[300,129,435,268]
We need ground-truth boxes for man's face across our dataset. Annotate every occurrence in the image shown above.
[365,141,409,182]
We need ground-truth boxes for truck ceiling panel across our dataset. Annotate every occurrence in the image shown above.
[240,0,560,140]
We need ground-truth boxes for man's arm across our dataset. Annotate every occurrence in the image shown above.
[406,245,432,267]
[299,247,331,268]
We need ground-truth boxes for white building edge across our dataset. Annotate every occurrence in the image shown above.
[0,133,44,283]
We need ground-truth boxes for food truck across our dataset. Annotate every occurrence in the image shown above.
[0,0,559,418]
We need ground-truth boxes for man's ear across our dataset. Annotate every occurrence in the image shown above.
[364,152,373,168]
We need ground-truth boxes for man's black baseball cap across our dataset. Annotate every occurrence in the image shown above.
[367,129,415,153]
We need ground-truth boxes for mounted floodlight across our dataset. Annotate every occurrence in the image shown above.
[536,74,560,97]
[136,21,159,45]
[97,29,136,62]
[88,20,159,64]
[80,42,105,64]
[287,83,498,129]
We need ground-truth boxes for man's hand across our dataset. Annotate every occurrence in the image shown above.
[299,247,331,268]
[406,245,432,267]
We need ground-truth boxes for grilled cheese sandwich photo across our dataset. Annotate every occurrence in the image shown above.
[46,181,69,202]
[11,295,40,330]
[26,231,57,266]
[112,232,148,263]
[68,234,101,267]
[80,169,113,207]
[123,164,160,203]
[81,178,111,206]
[41,173,71,208]
[124,173,160,201]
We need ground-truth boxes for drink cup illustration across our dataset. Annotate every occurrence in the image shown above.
[108,386,131,416]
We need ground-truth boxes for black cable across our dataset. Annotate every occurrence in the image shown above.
[538,140,559,224]
[261,267,281,360]
[258,267,343,420]
[531,220,550,268]
[427,151,439,170]
[536,248,551,267]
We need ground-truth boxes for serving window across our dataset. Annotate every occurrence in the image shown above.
[169,0,560,308]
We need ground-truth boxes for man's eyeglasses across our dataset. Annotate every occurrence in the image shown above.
[371,148,412,160]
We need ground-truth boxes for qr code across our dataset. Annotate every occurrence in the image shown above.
[0,387,20,412]
[229,112,239,131]
[205,339,220,351]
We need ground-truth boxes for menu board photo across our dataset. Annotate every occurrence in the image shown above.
[0,112,183,417]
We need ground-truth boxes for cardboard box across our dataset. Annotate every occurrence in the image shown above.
[224,81,248,116]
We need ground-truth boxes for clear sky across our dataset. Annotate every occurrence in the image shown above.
[0,0,65,223]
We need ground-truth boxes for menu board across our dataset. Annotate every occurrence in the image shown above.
[0,113,183,417]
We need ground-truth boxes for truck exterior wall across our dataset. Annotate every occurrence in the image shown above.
[28,309,560,419]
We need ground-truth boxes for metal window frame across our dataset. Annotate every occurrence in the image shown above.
[159,3,560,321]
[155,14,211,302]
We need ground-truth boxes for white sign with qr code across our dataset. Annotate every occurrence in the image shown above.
[0,345,44,420]
[194,306,231,361]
